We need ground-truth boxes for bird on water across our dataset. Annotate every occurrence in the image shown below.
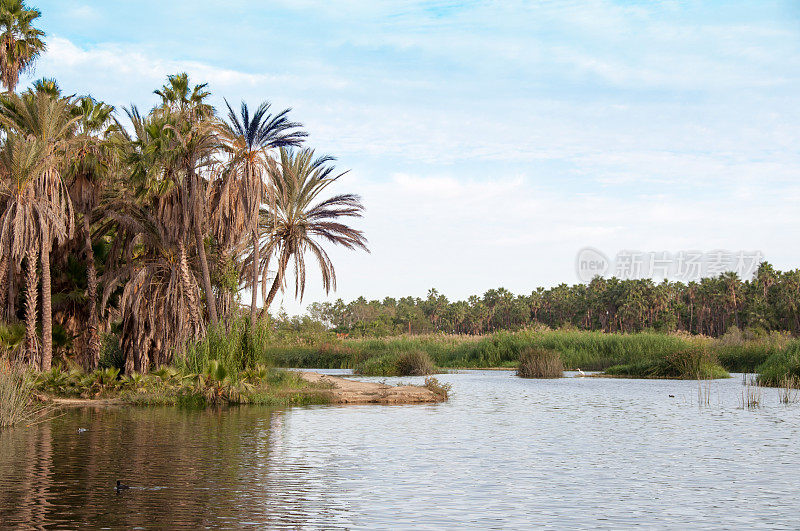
[115,480,129,491]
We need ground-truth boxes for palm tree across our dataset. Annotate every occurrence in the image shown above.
[0,135,48,364]
[103,104,207,371]
[0,90,77,369]
[155,73,220,326]
[251,147,368,311]
[217,100,306,326]
[102,201,205,373]
[154,73,212,117]
[0,0,44,93]
[65,96,114,369]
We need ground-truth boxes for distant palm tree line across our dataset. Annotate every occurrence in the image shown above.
[0,1,368,372]
[308,263,800,338]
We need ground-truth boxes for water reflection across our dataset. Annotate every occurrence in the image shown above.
[1,371,800,528]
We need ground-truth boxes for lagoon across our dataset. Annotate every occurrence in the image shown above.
[1,370,799,528]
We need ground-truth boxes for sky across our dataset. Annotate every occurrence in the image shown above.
[24,0,800,314]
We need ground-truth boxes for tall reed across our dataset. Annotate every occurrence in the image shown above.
[740,374,762,409]
[778,376,799,405]
[0,359,47,429]
[517,347,563,378]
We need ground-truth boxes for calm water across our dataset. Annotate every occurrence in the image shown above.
[1,370,799,529]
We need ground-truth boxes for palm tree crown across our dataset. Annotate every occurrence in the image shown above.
[217,100,306,325]
[254,147,368,309]
[0,0,44,92]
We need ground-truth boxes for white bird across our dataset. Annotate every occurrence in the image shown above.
[577,368,586,377]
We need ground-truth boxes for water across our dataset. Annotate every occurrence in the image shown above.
[1,370,799,529]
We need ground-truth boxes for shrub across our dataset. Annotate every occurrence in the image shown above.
[424,377,451,399]
[98,332,124,370]
[757,341,800,386]
[395,350,434,376]
[0,323,25,358]
[354,350,436,376]
[517,347,563,378]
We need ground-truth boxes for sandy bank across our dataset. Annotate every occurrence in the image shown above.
[298,372,446,404]
[37,372,446,407]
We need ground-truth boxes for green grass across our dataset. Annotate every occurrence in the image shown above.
[33,363,331,407]
[260,328,785,380]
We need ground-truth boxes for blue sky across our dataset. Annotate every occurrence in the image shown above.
[25,1,800,314]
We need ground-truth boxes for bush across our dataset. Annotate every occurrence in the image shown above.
[99,332,124,370]
[395,350,434,376]
[0,323,25,358]
[354,350,436,376]
[517,347,563,378]
[757,341,800,386]
[424,377,451,399]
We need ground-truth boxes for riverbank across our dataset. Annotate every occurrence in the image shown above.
[298,372,448,404]
[34,371,447,408]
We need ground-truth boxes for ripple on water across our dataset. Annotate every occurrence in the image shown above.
[1,370,799,529]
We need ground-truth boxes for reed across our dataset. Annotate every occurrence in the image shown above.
[740,374,762,409]
[778,376,799,404]
[517,347,563,378]
[179,316,271,379]
[604,347,729,379]
[697,378,713,406]
[0,359,48,429]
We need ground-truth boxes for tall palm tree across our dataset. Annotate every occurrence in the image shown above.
[0,135,48,364]
[0,0,44,93]
[0,90,77,370]
[250,147,368,311]
[65,96,114,369]
[103,104,207,371]
[217,100,305,326]
[155,73,220,326]
[154,72,213,120]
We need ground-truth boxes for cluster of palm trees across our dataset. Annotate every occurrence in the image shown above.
[309,263,800,338]
[0,1,368,373]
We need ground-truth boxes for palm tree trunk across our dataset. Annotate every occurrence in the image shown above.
[194,225,218,327]
[178,240,202,328]
[263,253,290,311]
[0,256,8,319]
[250,229,259,326]
[83,214,100,370]
[191,172,218,327]
[41,241,53,372]
[24,247,38,368]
